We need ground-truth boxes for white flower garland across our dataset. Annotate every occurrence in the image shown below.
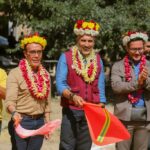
[72,45,98,83]
[74,28,99,36]
[122,32,148,46]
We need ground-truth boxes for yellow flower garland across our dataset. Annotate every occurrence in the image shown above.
[72,45,98,83]
[21,34,47,49]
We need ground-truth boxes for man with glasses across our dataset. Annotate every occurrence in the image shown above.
[111,31,150,150]
[5,32,51,150]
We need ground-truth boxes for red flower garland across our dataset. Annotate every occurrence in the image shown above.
[19,59,50,100]
[124,55,146,104]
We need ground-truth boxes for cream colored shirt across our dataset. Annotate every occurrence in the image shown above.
[0,68,7,121]
[5,67,51,115]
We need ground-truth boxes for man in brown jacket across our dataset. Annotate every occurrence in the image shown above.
[5,32,51,150]
[111,31,150,150]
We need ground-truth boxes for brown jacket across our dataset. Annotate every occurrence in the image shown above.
[111,58,150,121]
[5,67,51,115]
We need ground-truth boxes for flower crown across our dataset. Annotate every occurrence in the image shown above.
[122,31,148,46]
[74,20,100,36]
[20,32,47,49]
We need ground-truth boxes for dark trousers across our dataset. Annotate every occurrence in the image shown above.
[8,116,44,150]
[59,107,92,150]
[8,120,18,150]
[116,121,149,150]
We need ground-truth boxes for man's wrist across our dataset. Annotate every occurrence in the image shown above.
[138,79,146,88]
[100,102,105,108]
[69,92,76,101]
[11,111,17,118]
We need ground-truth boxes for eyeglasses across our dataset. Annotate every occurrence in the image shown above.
[129,48,143,52]
[146,45,150,48]
[27,50,43,55]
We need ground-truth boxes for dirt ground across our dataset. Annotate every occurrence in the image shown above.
[0,98,61,150]
[0,98,115,150]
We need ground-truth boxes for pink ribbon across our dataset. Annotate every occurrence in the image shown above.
[15,119,61,138]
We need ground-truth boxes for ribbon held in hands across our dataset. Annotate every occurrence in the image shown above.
[15,119,61,138]
[83,103,130,146]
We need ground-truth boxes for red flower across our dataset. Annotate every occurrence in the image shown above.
[127,31,136,36]
[88,63,94,77]
[76,20,84,29]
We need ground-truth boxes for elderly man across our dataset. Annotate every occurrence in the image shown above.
[5,33,51,150]
[56,20,107,150]
[111,31,150,150]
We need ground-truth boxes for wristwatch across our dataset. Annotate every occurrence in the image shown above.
[69,92,76,101]
[11,111,17,118]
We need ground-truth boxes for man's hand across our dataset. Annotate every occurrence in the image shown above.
[72,95,85,107]
[96,102,105,108]
[138,66,148,86]
[44,133,51,140]
[12,112,22,127]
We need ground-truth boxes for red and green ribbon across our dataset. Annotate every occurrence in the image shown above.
[97,109,111,143]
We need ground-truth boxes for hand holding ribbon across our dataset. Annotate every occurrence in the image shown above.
[83,102,130,146]
[15,119,61,139]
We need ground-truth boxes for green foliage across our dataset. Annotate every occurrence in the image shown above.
[0,0,5,10]
[2,0,150,62]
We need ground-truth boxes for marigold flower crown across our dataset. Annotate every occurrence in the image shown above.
[122,31,148,46]
[74,20,100,36]
[20,32,47,49]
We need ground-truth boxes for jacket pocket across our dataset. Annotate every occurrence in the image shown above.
[92,87,99,103]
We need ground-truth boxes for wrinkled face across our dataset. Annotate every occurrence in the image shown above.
[127,40,144,62]
[77,35,95,57]
[144,41,150,53]
[24,43,43,70]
